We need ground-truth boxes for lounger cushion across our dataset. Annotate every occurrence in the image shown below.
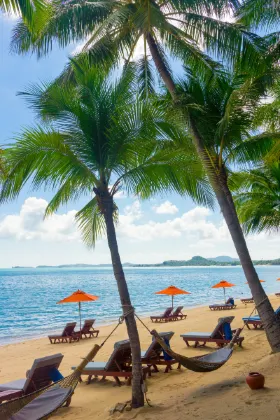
[10,386,72,420]
[180,332,211,338]
[242,317,260,321]
[72,361,107,371]
[0,378,26,391]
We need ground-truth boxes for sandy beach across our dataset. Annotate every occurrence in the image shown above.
[1,296,280,420]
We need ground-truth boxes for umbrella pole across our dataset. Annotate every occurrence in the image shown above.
[172,295,174,309]
[78,302,82,333]
[223,287,226,303]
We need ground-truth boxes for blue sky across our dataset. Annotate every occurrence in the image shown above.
[0,14,279,268]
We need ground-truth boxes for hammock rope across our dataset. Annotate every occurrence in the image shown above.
[135,313,242,372]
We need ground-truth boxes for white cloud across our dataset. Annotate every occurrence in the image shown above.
[0,197,279,264]
[117,203,230,242]
[0,197,79,242]
[153,201,179,215]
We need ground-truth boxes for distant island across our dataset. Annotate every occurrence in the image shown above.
[11,255,280,269]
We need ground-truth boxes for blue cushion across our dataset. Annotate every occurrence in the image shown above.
[223,322,232,340]
[48,368,64,382]
[162,337,173,361]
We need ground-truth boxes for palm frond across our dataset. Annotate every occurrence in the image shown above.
[75,196,117,247]
[233,163,280,234]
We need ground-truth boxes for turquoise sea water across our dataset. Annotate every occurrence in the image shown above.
[1,266,280,345]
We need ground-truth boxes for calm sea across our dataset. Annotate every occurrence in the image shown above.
[1,266,280,345]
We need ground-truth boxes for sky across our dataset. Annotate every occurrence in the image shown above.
[0,14,279,268]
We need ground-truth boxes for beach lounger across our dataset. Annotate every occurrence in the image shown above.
[141,331,181,373]
[48,322,80,344]
[275,293,280,297]
[242,316,263,329]
[72,340,150,386]
[75,319,99,339]
[241,297,254,305]
[170,306,187,321]
[150,307,173,323]
[0,354,64,403]
[209,303,236,311]
[180,316,244,348]
[243,306,280,330]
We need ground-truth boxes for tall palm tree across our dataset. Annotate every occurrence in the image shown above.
[165,70,280,350]
[233,163,280,234]
[0,64,211,407]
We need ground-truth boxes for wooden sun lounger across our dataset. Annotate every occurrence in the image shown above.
[243,306,280,330]
[240,297,254,305]
[150,307,173,323]
[180,316,244,348]
[75,319,99,339]
[0,354,64,403]
[48,322,80,344]
[169,306,187,321]
[72,340,150,386]
[242,317,263,329]
[141,331,181,373]
[209,303,236,311]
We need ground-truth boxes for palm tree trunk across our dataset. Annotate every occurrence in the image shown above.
[146,32,280,352]
[190,124,280,351]
[146,33,177,99]
[100,192,144,408]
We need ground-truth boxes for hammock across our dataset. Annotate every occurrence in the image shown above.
[150,329,241,373]
[0,344,101,420]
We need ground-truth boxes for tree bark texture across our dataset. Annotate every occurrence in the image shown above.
[100,192,144,407]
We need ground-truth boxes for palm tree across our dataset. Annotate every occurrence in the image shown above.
[0,64,211,407]
[233,163,280,234]
[165,70,280,351]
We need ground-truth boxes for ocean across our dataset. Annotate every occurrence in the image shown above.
[1,265,279,345]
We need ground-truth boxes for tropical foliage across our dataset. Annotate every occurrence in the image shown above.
[10,0,266,80]
[0,0,49,28]
[1,65,211,230]
[233,163,280,234]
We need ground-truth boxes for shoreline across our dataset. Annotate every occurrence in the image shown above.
[1,296,280,419]
[2,292,279,347]
[0,301,213,347]
[0,295,269,347]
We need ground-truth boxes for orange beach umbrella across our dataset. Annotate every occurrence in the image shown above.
[155,285,190,308]
[212,280,235,303]
[57,289,99,331]
[277,278,280,281]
